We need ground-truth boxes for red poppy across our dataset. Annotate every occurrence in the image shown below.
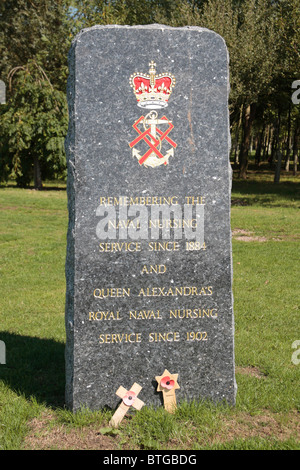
[160,376,175,390]
[123,390,137,406]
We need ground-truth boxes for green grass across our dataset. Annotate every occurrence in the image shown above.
[0,169,299,450]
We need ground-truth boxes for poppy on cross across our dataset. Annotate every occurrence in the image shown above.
[109,382,144,427]
[155,369,180,413]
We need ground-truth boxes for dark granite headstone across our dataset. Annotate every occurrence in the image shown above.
[65,24,236,411]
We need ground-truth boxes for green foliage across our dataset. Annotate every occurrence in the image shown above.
[0,0,71,90]
[0,62,68,188]
[193,0,300,177]
[0,0,299,184]
[0,1,71,188]
[70,0,184,28]
[275,0,300,77]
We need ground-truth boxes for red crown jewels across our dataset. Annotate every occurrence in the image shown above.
[130,61,176,109]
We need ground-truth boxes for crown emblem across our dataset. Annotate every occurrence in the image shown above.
[130,61,176,109]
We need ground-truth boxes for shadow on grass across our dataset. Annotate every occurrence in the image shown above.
[231,178,300,206]
[0,331,65,408]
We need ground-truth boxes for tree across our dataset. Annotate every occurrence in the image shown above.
[71,0,182,28]
[202,0,278,178]
[1,0,298,186]
[0,0,71,90]
[0,61,68,188]
[0,1,71,187]
[272,0,300,175]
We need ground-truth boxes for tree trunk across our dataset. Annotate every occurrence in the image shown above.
[239,103,255,179]
[270,110,281,167]
[275,110,281,174]
[274,150,282,183]
[233,104,243,165]
[34,155,43,190]
[264,125,272,161]
[262,126,268,161]
[285,103,291,171]
[270,135,276,166]
[255,124,265,166]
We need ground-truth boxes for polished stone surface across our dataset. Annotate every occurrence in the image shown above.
[65,24,236,411]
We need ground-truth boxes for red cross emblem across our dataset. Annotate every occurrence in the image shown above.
[129,111,177,167]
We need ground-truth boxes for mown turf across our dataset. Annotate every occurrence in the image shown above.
[0,169,299,450]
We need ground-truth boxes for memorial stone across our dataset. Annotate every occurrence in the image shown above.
[65,24,236,411]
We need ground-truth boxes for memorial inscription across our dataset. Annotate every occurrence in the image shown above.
[65,24,236,411]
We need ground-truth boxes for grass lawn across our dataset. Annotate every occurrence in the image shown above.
[0,167,299,450]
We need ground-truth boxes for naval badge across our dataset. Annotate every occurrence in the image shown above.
[129,61,177,168]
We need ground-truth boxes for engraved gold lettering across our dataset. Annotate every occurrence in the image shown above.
[93,288,130,298]
[129,310,162,320]
[99,242,141,252]
[141,264,167,274]
[169,308,218,318]
[148,241,180,251]
[148,332,180,342]
[186,331,208,341]
[99,332,142,344]
[149,219,196,229]
[185,196,205,205]
[89,311,122,321]
[99,196,180,206]
[138,286,213,297]
[108,219,141,230]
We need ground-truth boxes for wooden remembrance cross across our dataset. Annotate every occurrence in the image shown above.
[109,382,145,427]
[155,369,180,413]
